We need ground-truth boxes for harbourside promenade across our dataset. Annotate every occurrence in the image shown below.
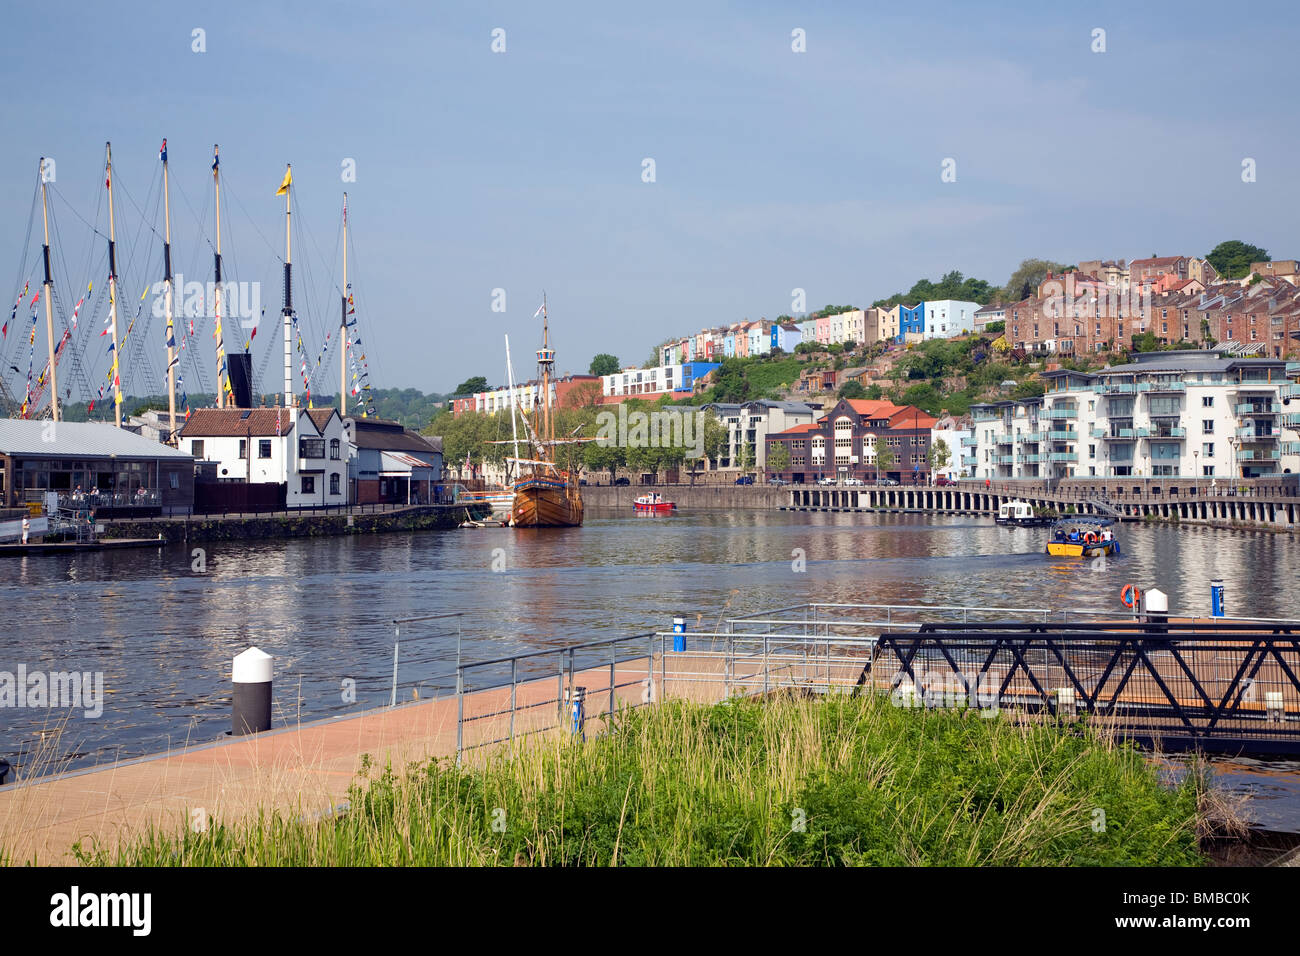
[0,651,714,864]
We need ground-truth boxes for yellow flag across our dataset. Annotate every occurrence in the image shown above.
[275,165,292,196]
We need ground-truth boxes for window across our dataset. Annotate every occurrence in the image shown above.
[1202,420,1214,434]
[299,438,325,459]
[191,440,204,459]
[330,473,340,496]
[259,440,272,459]
[1202,443,1214,457]
[238,439,247,459]
[301,476,315,494]
[1202,396,1213,408]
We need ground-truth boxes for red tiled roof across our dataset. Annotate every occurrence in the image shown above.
[180,408,296,438]
[769,422,820,437]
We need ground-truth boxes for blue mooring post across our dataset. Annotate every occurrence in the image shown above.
[1211,579,1225,618]
[673,615,686,652]
[569,685,586,740]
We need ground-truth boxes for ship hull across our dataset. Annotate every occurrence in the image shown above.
[511,475,583,527]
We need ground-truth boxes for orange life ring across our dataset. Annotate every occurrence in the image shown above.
[1120,583,1140,609]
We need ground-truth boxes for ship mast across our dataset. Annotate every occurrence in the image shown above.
[505,333,522,481]
[279,164,293,408]
[38,158,59,422]
[537,293,554,451]
[212,144,229,408]
[161,140,177,441]
[104,142,122,427]
[340,193,348,416]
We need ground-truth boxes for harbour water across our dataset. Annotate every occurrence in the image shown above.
[2,512,1298,829]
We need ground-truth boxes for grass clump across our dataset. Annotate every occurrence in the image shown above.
[76,693,1204,866]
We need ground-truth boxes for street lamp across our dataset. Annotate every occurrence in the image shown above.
[1193,449,1199,495]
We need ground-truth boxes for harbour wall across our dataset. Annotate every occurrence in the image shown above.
[586,477,1300,531]
[100,503,466,544]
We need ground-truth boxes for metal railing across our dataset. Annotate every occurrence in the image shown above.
[380,602,1300,761]
[874,620,1300,753]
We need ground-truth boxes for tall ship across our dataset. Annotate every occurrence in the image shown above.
[508,297,585,528]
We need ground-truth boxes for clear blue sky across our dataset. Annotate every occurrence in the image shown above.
[2,0,1297,400]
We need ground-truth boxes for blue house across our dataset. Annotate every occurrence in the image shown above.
[898,303,925,342]
[673,361,720,395]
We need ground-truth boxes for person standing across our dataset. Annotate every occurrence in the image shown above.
[21,515,29,545]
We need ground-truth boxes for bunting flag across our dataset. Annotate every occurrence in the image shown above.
[533,302,545,319]
[159,138,167,163]
[5,280,30,337]
[275,165,292,196]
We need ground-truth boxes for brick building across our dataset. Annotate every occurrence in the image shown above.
[766,399,937,484]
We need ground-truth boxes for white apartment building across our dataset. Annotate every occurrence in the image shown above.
[702,399,818,470]
[929,427,971,480]
[967,352,1300,481]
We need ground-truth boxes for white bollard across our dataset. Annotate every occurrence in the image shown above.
[232,647,273,736]
[1144,587,1169,633]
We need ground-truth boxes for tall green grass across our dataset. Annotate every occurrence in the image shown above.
[74,694,1204,866]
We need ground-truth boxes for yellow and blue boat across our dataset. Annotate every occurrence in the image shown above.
[1045,517,1120,558]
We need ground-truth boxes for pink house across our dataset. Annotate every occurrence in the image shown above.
[815,314,832,345]
[735,322,751,357]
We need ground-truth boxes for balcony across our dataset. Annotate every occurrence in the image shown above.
[1097,382,1135,394]
[1018,453,1045,464]
[1043,407,1077,419]
[1285,413,1300,429]
[1103,429,1136,441]
[1237,426,1279,440]
[1238,449,1281,461]
[994,454,1015,465]
[1048,429,1077,441]
[996,436,1014,446]
[960,436,979,448]
[1282,441,1300,456]
[1048,452,1078,463]
[1282,383,1300,399]
[1236,402,1280,415]
[1147,426,1186,439]
[1018,431,1046,443]
[961,455,978,466]
[1144,380,1186,393]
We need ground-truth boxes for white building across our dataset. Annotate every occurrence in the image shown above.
[179,406,348,507]
[923,300,980,340]
[929,426,971,480]
[702,399,819,471]
[968,352,1300,481]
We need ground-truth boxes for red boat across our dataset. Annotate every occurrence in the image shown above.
[633,493,676,515]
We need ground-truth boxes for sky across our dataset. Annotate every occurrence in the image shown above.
[2,0,1298,402]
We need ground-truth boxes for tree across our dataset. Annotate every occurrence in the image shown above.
[1206,240,1268,280]
[736,439,755,473]
[452,376,487,395]
[589,353,620,376]
[561,379,604,409]
[875,444,896,480]
[838,380,867,400]
[767,441,791,475]
[1002,259,1069,302]
[928,437,951,475]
